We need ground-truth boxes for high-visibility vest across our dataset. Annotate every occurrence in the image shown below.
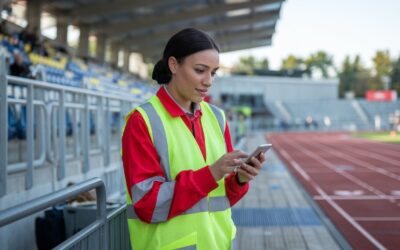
[122,95,236,250]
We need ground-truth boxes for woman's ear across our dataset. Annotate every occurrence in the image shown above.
[168,56,178,74]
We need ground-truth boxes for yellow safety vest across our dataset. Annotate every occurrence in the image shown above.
[122,95,236,249]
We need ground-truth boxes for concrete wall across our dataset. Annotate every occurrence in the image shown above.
[211,76,339,103]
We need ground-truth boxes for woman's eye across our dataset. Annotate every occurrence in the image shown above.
[195,68,205,73]
[211,71,217,76]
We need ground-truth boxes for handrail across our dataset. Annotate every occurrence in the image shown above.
[0,178,108,249]
[7,75,141,103]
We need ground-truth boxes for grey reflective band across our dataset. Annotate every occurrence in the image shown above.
[131,176,165,203]
[140,102,171,181]
[151,182,175,223]
[126,195,230,220]
[208,196,230,212]
[183,197,208,215]
[208,104,225,135]
[177,245,196,250]
[126,204,138,219]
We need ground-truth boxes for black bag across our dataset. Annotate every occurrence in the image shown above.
[35,207,66,250]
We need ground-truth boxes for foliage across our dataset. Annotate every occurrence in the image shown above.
[372,50,392,78]
[304,51,334,78]
[231,50,400,97]
[391,55,400,94]
[231,55,268,75]
[280,55,303,71]
[338,55,370,97]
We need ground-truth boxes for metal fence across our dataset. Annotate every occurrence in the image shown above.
[0,178,112,249]
[0,52,142,197]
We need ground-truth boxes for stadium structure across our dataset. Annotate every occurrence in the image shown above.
[0,0,399,250]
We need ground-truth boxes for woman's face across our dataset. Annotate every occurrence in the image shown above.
[167,49,219,110]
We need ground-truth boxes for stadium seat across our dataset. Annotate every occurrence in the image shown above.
[8,105,18,140]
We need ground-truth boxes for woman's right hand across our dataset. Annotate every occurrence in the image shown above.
[209,150,248,181]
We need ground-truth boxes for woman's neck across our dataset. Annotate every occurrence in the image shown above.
[165,85,192,112]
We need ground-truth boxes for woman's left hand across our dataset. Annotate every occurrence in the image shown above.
[236,152,266,183]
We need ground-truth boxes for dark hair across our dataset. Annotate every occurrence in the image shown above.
[152,28,220,84]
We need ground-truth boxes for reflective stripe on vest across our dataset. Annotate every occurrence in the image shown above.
[141,102,172,181]
[126,195,230,219]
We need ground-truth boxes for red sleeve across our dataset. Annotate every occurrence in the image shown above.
[223,121,249,207]
[122,111,218,223]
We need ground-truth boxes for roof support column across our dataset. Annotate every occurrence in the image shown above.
[26,0,42,36]
[123,48,130,72]
[78,24,89,58]
[56,17,68,45]
[96,33,107,63]
[109,42,119,66]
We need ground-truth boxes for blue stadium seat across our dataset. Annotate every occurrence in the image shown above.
[17,105,27,139]
[8,105,18,140]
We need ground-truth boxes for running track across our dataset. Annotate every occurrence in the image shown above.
[268,132,400,250]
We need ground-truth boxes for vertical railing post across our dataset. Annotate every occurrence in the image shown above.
[0,54,8,196]
[95,179,108,250]
[82,94,90,173]
[103,97,110,167]
[72,93,79,158]
[58,89,65,180]
[25,83,34,189]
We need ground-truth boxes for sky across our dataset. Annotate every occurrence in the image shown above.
[220,0,400,70]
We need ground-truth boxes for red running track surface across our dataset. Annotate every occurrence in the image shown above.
[268,132,400,250]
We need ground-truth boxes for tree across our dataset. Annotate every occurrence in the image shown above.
[304,51,334,78]
[372,50,392,90]
[373,50,392,77]
[391,55,400,94]
[231,56,269,75]
[338,55,370,98]
[280,55,303,71]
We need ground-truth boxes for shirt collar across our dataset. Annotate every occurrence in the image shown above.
[156,86,202,118]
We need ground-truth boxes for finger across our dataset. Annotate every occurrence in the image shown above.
[237,168,254,180]
[231,150,248,159]
[240,163,259,176]
[248,157,262,170]
[258,152,266,163]
[230,158,242,166]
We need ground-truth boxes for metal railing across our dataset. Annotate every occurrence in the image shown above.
[0,52,143,197]
[0,178,108,250]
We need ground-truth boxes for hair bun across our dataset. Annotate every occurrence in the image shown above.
[152,59,171,84]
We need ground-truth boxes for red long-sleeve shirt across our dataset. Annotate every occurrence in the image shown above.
[122,87,249,223]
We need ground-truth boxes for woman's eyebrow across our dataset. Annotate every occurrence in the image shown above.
[195,64,219,70]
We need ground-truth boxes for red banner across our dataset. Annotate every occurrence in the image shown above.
[366,90,397,101]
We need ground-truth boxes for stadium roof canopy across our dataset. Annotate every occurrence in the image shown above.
[17,0,284,61]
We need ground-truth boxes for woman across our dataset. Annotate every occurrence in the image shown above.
[122,28,265,250]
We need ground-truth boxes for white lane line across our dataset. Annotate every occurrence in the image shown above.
[281,138,388,199]
[276,140,387,250]
[299,138,400,182]
[354,217,400,221]
[351,138,400,157]
[313,195,400,200]
[336,144,400,167]
[280,149,311,181]
[314,186,387,250]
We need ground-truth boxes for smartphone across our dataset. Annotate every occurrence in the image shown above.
[244,144,272,163]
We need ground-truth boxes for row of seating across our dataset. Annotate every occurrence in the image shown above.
[7,101,122,141]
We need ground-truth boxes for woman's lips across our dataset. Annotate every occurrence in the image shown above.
[196,88,208,97]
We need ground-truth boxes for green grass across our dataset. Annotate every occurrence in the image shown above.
[353,131,400,144]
